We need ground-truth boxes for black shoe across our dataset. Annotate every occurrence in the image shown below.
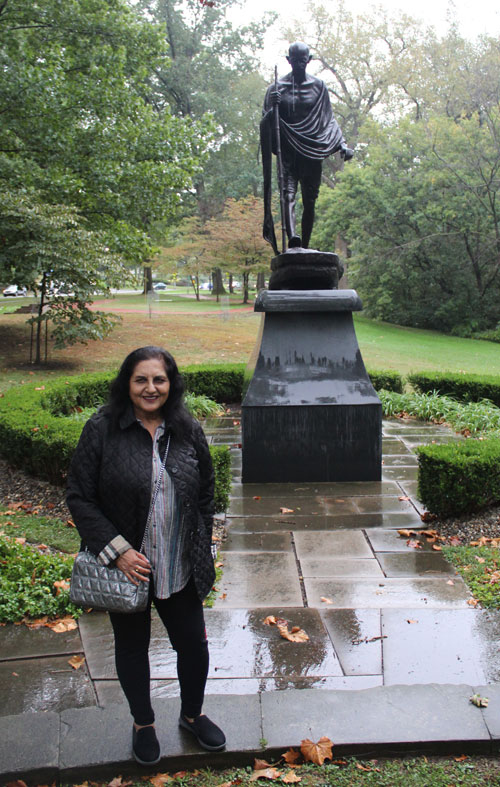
[132,724,161,765]
[179,713,226,751]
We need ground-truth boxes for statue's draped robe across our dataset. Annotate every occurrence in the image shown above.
[261,77,344,253]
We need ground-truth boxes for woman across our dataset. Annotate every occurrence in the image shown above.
[67,346,226,765]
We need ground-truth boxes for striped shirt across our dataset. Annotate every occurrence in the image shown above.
[142,423,191,599]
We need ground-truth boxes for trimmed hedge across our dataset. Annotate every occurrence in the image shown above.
[408,371,500,407]
[367,369,403,393]
[417,438,500,516]
[0,367,235,512]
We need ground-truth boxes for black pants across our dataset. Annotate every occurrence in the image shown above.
[109,577,208,725]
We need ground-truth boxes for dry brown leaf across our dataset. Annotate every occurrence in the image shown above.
[68,654,85,670]
[474,556,486,563]
[277,623,309,642]
[454,755,468,762]
[467,598,479,607]
[281,748,301,765]
[331,759,348,766]
[47,616,77,633]
[66,519,76,528]
[300,737,333,765]
[53,579,70,595]
[320,597,333,604]
[282,771,302,784]
[470,693,489,708]
[108,778,132,787]
[432,544,443,551]
[263,615,277,626]
[253,496,261,501]
[398,529,417,537]
[448,536,462,546]
[217,782,234,787]
[254,759,272,771]
[249,767,282,782]
[406,539,422,549]
[149,775,173,787]
[398,496,411,501]
[406,619,418,624]
[24,616,48,629]
[15,537,26,545]
[172,772,188,779]
[280,507,294,514]
[446,580,455,585]
[356,762,379,772]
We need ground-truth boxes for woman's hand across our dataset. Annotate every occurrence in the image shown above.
[116,549,151,586]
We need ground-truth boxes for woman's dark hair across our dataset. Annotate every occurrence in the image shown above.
[107,346,191,435]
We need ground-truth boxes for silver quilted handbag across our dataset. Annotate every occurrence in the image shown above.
[70,436,170,614]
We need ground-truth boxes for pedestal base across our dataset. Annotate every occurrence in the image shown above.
[241,289,382,483]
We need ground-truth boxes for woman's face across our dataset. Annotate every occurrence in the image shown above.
[129,358,170,420]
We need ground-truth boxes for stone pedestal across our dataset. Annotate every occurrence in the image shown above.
[241,289,382,483]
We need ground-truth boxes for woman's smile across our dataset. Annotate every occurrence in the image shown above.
[129,358,170,421]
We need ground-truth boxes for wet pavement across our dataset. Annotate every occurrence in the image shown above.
[2,416,500,783]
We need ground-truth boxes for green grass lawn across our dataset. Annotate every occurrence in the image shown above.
[354,314,500,376]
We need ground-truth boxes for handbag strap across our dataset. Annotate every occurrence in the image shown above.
[139,433,171,553]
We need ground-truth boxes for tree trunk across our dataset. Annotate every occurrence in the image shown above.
[34,272,48,365]
[242,271,249,304]
[212,268,227,303]
[143,265,153,294]
[228,274,234,294]
[190,274,200,301]
[335,234,349,288]
[256,271,266,290]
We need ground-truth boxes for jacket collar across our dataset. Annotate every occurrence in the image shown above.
[119,402,139,431]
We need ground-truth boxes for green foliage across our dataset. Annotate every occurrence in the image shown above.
[443,546,500,608]
[367,369,403,393]
[0,535,80,623]
[378,390,500,434]
[184,393,223,420]
[182,363,245,403]
[0,508,81,554]
[408,371,500,407]
[417,438,500,516]
[210,446,231,514]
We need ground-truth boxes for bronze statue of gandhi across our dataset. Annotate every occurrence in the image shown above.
[261,42,353,252]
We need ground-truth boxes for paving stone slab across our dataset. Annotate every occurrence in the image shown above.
[300,557,384,578]
[473,684,500,740]
[261,684,490,751]
[365,529,440,553]
[59,695,262,777]
[321,608,382,676]
[0,711,60,783]
[396,480,420,499]
[203,608,343,679]
[377,552,456,577]
[213,552,303,607]
[0,655,96,718]
[230,481,401,498]
[381,455,419,466]
[348,496,418,514]
[382,466,419,481]
[0,623,83,661]
[227,496,357,517]
[401,434,462,447]
[382,609,500,685]
[383,421,452,434]
[222,532,294,552]
[304,577,470,609]
[294,530,373,559]
[226,512,424,533]
[382,439,412,454]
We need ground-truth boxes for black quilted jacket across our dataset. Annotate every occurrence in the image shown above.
[66,405,216,600]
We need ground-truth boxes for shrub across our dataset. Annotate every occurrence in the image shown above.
[210,445,232,513]
[366,369,403,393]
[408,371,500,407]
[0,535,81,623]
[417,438,500,516]
[182,363,245,403]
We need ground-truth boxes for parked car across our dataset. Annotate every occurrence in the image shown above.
[3,284,27,297]
[153,282,168,291]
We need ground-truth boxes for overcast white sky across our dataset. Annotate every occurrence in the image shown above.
[229,0,500,75]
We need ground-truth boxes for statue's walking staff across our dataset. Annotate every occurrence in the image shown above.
[273,66,287,255]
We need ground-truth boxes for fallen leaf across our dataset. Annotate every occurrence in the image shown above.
[398,496,411,501]
[320,597,333,604]
[282,771,302,784]
[277,623,309,642]
[215,561,224,568]
[454,755,468,762]
[53,579,70,595]
[108,778,132,787]
[474,556,486,563]
[406,619,418,624]
[281,749,301,765]
[24,616,48,629]
[300,737,333,765]
[66,519,76,528]
[249,767,282,782]
[331,759,348,765]
[149,774,173,787]
[216,782,234,787]
[263,615,277,625]
[254,759,272,770]
[467,598,479,607]
[432,544,442,551]
[15,537,26,545]
[253,496,261,500]
[398,529,417,537]
[406,539,422,549]
[46,616,77,633]
[470,693,489,708]
[446,580,455,585]
[356,762,379,772]
[12,672,19,677]
[280,507,294,514]
[172,772,188,779]
[68,654,85,670]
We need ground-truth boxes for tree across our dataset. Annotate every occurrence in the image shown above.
[205,196,270,304]
[312,112,500,334]
[0,0,208,356]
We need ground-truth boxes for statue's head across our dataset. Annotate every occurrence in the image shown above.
[286,42,312,74]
